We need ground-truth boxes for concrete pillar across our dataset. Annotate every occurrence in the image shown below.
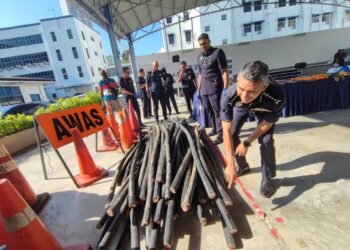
[126,33,140,94]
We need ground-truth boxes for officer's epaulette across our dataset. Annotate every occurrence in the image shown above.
[227,94,239,107]
[262,92,282,105]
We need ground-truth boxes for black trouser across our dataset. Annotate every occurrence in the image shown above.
[166,87,179,114]
[141,95,152,118]
[232,107,276,180]
[125,95,142,124]
[151,91,167,121]
[202,91,222,138]
[183,87,195,114]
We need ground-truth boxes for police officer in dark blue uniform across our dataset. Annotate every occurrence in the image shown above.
[220,61,286,198]
[161,67,179,115]
[119,66,144,126]
[177,61,197,118]
[197,33,229,144]
[147,61,167,122]
[137,68,152,119]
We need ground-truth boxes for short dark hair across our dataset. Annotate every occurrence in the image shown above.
[161,67,167,74]
[138,68,144,73]
[180,61,187,66]
[239,61,269,84]
[198,33,209,41]
[122,66,129,72]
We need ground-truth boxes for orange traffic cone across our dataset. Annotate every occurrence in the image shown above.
[106,106,121,140]
[128,99,140,132]
[97,129,118,152]
[71,128,108,187]
[0,179,92,250]
[124,108,137,141]
[117,110,134,149]
[0,142,49,213]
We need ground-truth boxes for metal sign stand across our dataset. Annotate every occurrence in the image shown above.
[34,117,125,189]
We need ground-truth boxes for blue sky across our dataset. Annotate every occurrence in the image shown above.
[0,0,163,56]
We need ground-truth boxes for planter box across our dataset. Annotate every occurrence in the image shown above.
[0,127,46,155]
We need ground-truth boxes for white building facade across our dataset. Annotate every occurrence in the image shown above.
[161,0,350,52]
[0,15,107,101]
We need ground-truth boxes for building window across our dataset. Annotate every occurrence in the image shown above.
[103,55,106,64]
[94,51,98,56]
[311,0,320,2]
[91,66,94,76]
[30,94,41,102]
[221,14,227,21]
[243,24,252,34]
[0,34,43,50]
[81,31,85,40]
[17,70,55,80]
[254,21,263,32]
[86,48,90,59]
[278,0,286,7]
[277,18,286,30]
[243,1,251,12]
[50,32,57,42]
[312,14,320,23]
[183,11,189,20]
[61,68,68,80]
[99,42,102,49]
[346,10,350,21]
[289,0,297,5]
[168,34,175,45]
[67,29,73,39]
[90,36,95,42]
[288,17,297,28]
[166,17,172,24]
[72,47,78,59]
[0,86,23,105]
[56,49,62,61]
[322,13,331,23]
[0,52,49,69]
[77,66,83,77]
[185,30,191,42]
[254,1,262,11]
[204,25,210,32]
[222,39,228,45]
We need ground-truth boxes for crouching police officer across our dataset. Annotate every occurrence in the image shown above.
[147,61,167,122]
[221,61,286,198]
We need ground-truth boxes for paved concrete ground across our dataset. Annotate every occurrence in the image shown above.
[14,102,350,250]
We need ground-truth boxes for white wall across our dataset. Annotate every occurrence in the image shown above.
[19,84,48,102]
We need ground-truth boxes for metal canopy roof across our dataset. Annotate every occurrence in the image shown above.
[74,0,220,38]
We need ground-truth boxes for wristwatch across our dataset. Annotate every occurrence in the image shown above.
[243,140,251,148]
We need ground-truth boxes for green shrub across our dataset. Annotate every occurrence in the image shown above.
[36,91,102,115]
[0,114,34,138]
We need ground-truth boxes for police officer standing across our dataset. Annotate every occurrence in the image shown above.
[161,67,180,115]
[220,61,286,198]
[197,33,229,144]
[147,61,167,122]
[177,61,197,118]
[137,69,152,119]
[119,66,144,126]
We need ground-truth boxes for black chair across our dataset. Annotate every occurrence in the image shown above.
[294,62,307,75]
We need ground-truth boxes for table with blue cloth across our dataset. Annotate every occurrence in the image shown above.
[193,76,350,126]
[280,76,350,117]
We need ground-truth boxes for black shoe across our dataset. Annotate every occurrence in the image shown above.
[164,116,168,120]
[208,129,217,136]
[236,164,251,176]
[176,111,180,115]
[213,136,223,145]
[260,179,275,198]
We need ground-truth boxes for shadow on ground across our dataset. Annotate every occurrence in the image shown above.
[271,151,350,210]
